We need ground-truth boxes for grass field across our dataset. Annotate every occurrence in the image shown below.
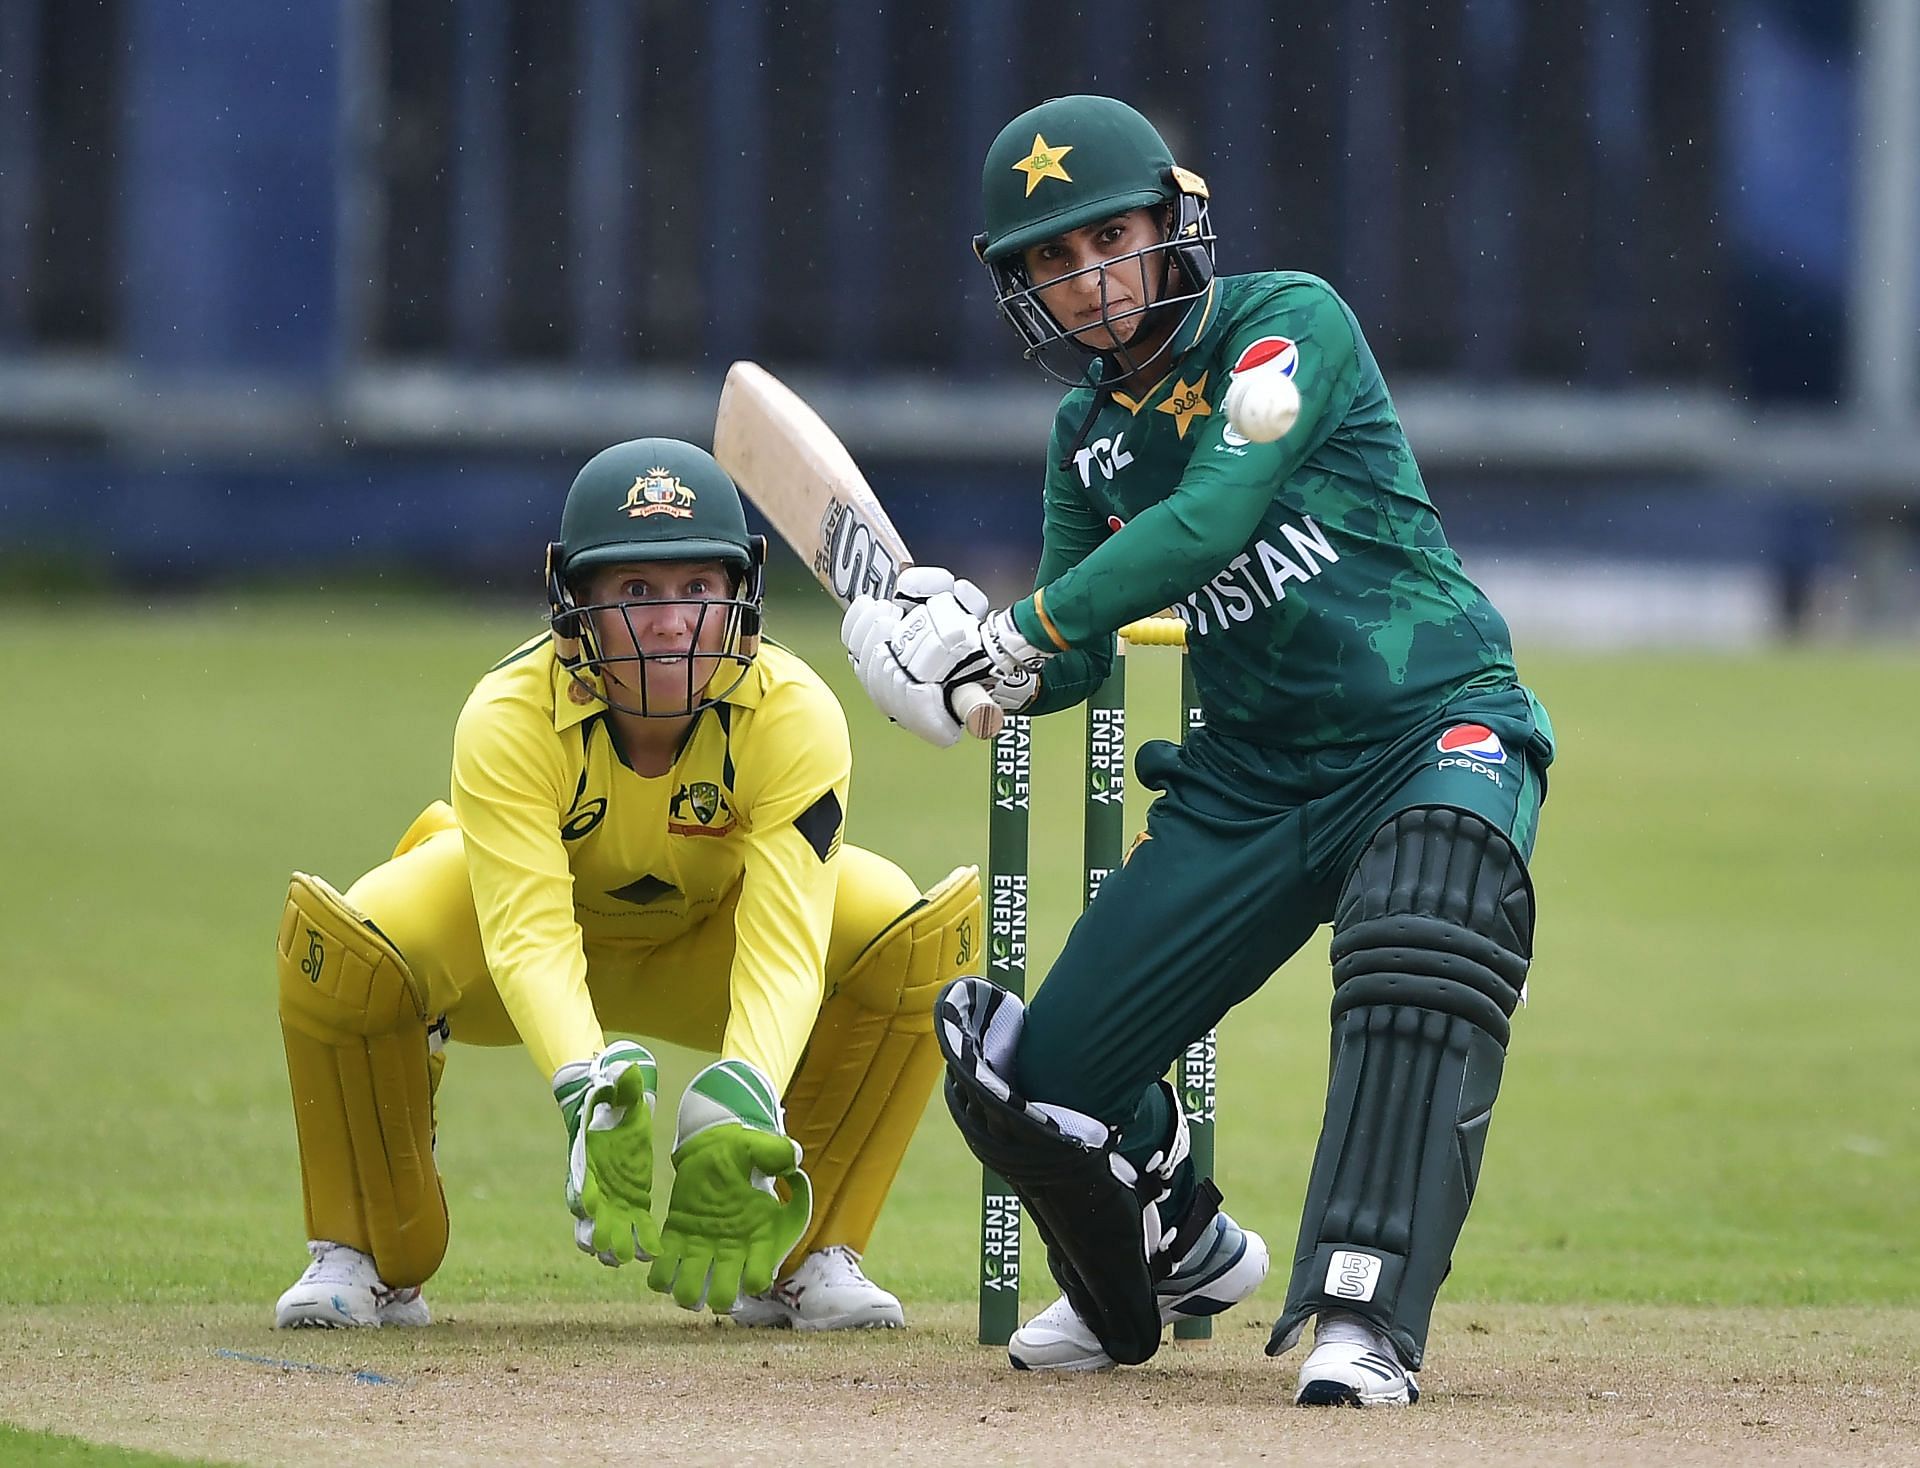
[1,595,1915,1464]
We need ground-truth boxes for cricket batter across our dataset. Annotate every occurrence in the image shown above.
[842,97,1554,1404]
[274,438,979,1331]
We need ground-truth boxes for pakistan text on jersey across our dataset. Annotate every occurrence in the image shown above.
[1174,515,1342,637]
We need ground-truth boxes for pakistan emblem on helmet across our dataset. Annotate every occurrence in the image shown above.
[623,468,697,520]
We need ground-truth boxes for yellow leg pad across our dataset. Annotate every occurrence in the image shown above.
[277,872,449,1288]
[782,864,981,1268]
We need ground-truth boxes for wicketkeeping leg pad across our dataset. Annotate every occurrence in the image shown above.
[1269,806,1533,1369]
[782,864,981,1266]
[277,871,448,1289]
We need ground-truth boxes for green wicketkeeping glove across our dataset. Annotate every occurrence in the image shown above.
[646,1059,813,1313]
[553,1039,663,1267]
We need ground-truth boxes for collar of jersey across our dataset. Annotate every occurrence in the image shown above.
[549,646,766,732]
[1100,277,1221,415]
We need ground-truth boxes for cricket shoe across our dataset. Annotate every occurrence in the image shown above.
[1008,1209,1269,1372]
[274,1240,432,1329]
[1294,1310,1419,1407]
[729,1245,905,1331]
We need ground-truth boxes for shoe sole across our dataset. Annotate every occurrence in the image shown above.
[1295,1376,1420,1408]
[275,1308,377,1329]
[731,1308,905,1332]
[274,1291,378,1329]
[1008,1349,1116,1373]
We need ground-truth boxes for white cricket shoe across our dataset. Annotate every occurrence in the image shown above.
[729,1245,905,1331]
[1294,1310,1420,1406]
[274,1241,432,1329]
[1008,1209,1269,1372]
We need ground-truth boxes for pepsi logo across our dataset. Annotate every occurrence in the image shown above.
[1435,724,1506,764]
[1231,335,1298,378]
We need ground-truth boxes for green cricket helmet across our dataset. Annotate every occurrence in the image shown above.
[976,95,1216,385]
[546,438,767,718]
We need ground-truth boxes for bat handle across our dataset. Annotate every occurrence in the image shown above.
[952,681,1005,740]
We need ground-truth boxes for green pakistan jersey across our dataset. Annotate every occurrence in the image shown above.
[1010,270,1516,749]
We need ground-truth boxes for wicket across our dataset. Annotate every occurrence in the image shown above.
[977,615,1218,1348]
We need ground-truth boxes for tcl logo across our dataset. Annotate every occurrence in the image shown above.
[1072,432,1134,487]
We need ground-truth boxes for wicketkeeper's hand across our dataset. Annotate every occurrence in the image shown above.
[553,1040,663,1267]
[647,1060,813,1313]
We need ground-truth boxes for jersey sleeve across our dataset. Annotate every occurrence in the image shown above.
[722,677,853,1091]
[451,690,605,1081]
[1011,280,1362,651]
[1022,408,1116,715]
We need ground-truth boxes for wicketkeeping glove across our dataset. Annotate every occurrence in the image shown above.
[646,1059,813,1313]
[553,1040,663,1267]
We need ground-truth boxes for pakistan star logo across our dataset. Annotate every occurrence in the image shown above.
[1012,133,1074,196]
[623,468,697,520]
[1156,372,1212,439]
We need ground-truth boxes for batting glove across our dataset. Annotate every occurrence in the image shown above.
[841,595,969,748]
[892,565,989,618]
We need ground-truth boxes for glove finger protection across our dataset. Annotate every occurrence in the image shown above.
[888,592,995,689]
[894,565,989,619]
[646,1060,813,1313]
[555,1040,663,1267]
[849,606,967,748]
[840,595,903,668]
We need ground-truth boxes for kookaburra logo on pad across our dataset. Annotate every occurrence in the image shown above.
[816,498,901,602]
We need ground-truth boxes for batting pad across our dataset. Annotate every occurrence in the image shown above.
[277,872,448,1288]
[1269,806,1532,1370]
[779,864,980,1269]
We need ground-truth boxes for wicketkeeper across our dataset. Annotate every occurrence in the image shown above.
[842,96,1555,1405]
[274,438,979,1330]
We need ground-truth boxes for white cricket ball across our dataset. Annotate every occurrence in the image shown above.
[1224,366,1301,443]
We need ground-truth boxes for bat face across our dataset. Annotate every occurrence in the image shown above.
[817,496,904,606]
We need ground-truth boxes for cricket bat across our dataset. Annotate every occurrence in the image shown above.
[712,361,1003,740]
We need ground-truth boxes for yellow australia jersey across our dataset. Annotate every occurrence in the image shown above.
[451,634,851,1084]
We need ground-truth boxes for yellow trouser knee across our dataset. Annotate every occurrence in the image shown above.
[783,863,981,1268]
[277,871,449,1288]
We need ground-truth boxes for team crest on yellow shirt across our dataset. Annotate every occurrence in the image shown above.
[669,780,736,836]
[623,468,696,519]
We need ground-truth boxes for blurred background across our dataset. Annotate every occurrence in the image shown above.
[1,0,1916,641]
[1,0,1915,1333]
